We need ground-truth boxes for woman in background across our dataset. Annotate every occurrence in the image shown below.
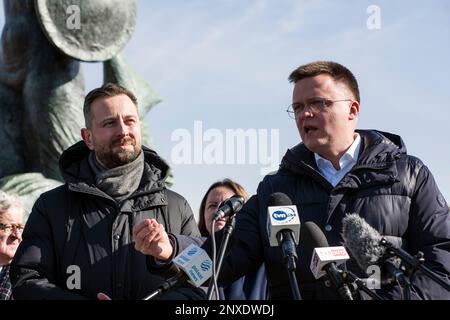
[198,179,267,300]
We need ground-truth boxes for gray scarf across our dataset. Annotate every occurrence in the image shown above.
[88,151,144,203]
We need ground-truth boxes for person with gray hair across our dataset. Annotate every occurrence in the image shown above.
[0,191,25,300]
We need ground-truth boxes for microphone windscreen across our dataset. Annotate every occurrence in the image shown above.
[267,192,293,207]
[228,195,244,211]
[341,214,385,271]
[300,221,329,248]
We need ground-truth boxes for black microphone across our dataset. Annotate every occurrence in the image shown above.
[302,221,354,300]
[341,214,409,288]
[266,192,300,269]
[213,195,244,221]
[266,192,302,300]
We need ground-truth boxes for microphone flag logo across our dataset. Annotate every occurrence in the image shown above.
[200,260,212,271]
[272,207,296,223]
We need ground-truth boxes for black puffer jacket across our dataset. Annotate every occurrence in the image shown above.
[172,130,450,299]
[10,141,201,300]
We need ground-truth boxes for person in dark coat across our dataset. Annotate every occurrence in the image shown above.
[9,83,203,300]
[0,191,25,300]
[134,61,450,300]
[197,179,267,300]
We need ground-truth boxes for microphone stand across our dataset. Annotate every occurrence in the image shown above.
[278,231,302,300]
[384,260,411,300]
[343,271,384,300]
[381,238,450,292]
[206,215,236,300]
[324,264,353,300]
[143,273,185,300]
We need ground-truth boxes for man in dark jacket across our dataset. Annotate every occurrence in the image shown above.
[9,83,203,300]
[135,61,450,300]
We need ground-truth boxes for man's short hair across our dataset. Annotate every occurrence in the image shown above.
[288,61,360,103]
[0,190,25,217]
[83,83,138,128]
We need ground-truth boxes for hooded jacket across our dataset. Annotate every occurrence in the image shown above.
[10,142,201,300]
[171,130,450,299]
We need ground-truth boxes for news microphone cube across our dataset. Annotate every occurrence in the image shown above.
[267,205,300,247]
[310,246,350,279]
[173,244,213,287]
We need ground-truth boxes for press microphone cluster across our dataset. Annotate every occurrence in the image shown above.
[143,244,212,300]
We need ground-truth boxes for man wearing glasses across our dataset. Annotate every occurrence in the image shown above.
[0,191,25,300]
[136,61,450,299]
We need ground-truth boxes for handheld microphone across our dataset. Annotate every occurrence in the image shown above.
[302,221,353,300]
[143,244,212,300]
[341,214,409,287]
[213,195,244,221]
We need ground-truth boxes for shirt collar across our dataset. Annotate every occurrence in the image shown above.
[314,133,361,171]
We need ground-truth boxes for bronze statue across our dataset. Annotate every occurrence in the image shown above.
[0,0,162,216]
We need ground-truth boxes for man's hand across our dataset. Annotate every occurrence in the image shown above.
[133,219,173,261]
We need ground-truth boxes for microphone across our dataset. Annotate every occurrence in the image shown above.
[343,214,450,294]
[143,244,212,300]
[266,193,300,266]
[213,195,244,221]
[302,221,354,300]
[266,193,300,245]
[341,214,409,287]
[266,192,302,300]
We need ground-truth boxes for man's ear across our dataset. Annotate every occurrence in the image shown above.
[348,100,360,120]
[81,128,95,150]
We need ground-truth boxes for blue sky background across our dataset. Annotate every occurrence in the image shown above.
[1,1,449,219]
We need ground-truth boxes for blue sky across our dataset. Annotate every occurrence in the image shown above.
[1,0,449,219]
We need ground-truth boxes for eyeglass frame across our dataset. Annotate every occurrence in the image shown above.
[286,98,353,119]
[0,222,25,234]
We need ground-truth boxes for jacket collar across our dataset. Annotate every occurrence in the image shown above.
[58,141,170,208]
[280,130,404,189]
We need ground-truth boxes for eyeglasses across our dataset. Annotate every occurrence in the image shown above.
[286,99,352,119]
[0,223,25,235]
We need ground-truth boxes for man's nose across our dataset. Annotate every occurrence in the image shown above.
[299,107,314,119]
[9,229,22,240]
[116,119,129,136]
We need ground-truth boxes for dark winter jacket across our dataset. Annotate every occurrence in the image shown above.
[219,264,267,300]
[10,141,202,300]
[170,130,450,300]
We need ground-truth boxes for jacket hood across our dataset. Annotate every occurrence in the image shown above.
[59,141,170,190]
[280,130,407,175]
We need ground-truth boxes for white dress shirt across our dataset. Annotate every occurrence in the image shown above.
[314,134,361,187]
